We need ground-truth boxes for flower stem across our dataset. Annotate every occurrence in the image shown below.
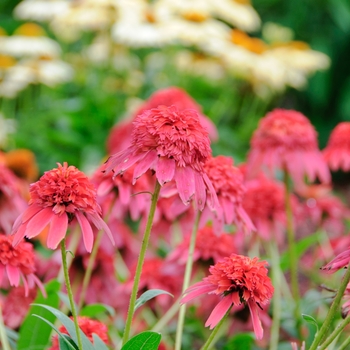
[337,324,350,350]
[283,170,302,338]
[0,303,11,350]
[151,297,181,332]
[266,239,282,350]
[318,314,350,350]
[121,181,161,345]
[174,211,201,350]
[60,238,83,350]
[309,262,350,350]
[200,306,232,350]
[77,229,104,310]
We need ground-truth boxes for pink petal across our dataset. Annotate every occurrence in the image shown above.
[25,207,54,239]
[205,296,232,329]
[203,173,220,211]
[194,172,207,211]
[22,204,44,223]
[247,299,264,340]
[101,149,133,173]
[156,157,176,185]
[86,213,115,246]
[174,166,195,205]
[6,265,20,286]
[21,272,29,297]
[29,274,47,297]
[97,179,113,196]
[118,182,131,206]
[181,284,217,304]
[76,211,94,253]
[12,212,24,234]
[47,214,68,249]
[132,150,158,184]
[12,223,28,247]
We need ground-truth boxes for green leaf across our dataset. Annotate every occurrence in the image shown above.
[92,334,109,350]
[58,292,78,313]
[302,314,319,332]
[121,331,161,350]
[223,333,254,350]
[32,304,95,350]
[134,289,173,311]
[59,335,79,350]
[80,303,115,318]
[17,279,61,350]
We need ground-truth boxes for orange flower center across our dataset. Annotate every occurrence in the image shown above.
[182,11,208,22]
[231,30,267,54]
[0,55,16,69]
[14,23,46,37]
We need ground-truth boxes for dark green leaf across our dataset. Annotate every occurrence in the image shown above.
[121,331,161,350]
[134,289,173,311]
[59,335,79,350]
[17,279,61,350]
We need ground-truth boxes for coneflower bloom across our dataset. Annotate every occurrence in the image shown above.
[323,122,350,172]
[11,162,114,252]
[201,155,255,234]
[49,316,109,350]
[103,105,219,211]
[181,254,274,340]
[0,235,44,296]
[247,109,330,187]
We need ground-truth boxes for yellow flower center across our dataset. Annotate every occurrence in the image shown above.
[0,27,7,36]
[182,11,208,22]
[14,23,46,37]
[231,30,267,54]
[0,55,16,69]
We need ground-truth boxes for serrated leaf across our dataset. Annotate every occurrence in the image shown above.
[80,303,115,318]
[121,331,161,350]
[92,334,109,350]
[17,279,61,350]
[33,304,95,350]
[302,314,319,332]
[134,289,173,311]
[32,315,77,350]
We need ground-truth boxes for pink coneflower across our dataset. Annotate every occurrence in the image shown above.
[247,109,330,187]
[3,286,36,329]
[168,225,237,265]
[242,177,290,241]
[49,316,109,350]
[103,105,219,211]
[0,235,44,296]
[201,155,255,234]
[0,163,27,234]
[11,162,114,252]
[323,122,350,172]
[181,254,274,340]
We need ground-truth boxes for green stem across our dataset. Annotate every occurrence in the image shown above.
[309,262,350,350]
[60,239,83,350]
[318,315,350,350]
[174,211,201,350]
[266,240,282,350]
[78,229,104,310]
[283,170,302,338]
[151,297,181,332]
[200,306,232,350]
[0,303,11,350]
[122,181,161,345]
[337,323,350,350]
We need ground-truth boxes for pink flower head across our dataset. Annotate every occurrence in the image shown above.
[247,109,330,187]
[107,118,135,155]
[181,254,274,340]
[201,156,255,234]
[0,163,27,234]
[11,162,114,252]
[103,105,219,211]
[168,225,237,265]
[323,122,350,172]
[0,235,44,296]
[133,86,218,141]
[321,248,350,274]
[49,316,109,350]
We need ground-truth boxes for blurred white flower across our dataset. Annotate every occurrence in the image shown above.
[0,114,16,149]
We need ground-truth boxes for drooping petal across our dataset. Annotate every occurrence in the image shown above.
[76,211,94,253]
[194,171,207,211]
[87,213,115,246]
[97,179,113,196]
[174,166,195,205]
[205,296,232,329]
[25,207,54,239]
[12,223,28,247]
[6,265,20,287]
[247,298,264,340]
[133,150,158,184]
[47,213,68,249]
[181,283,217,304]
[156,157,176,185]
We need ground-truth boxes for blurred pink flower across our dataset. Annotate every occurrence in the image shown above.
[321,248,350,274]
[0,235,44,296]
[49,316,109,350]
[181,254,273,340]
[0,163,27,234]
[247,109,330,187]
[11,162,114,252]
[168,225,237,265]
[201,155,255,234]
[103,105,219,211]
[107,118,135,155]
[323,122,350,172]
[3,286,36,329]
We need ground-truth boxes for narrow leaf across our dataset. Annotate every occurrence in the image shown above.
[92,334,109,350]
[17,279,61,350]
[59,334,79,350]
[134,289,173,311]
[302,314,319,332]
[121,331,161,350]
